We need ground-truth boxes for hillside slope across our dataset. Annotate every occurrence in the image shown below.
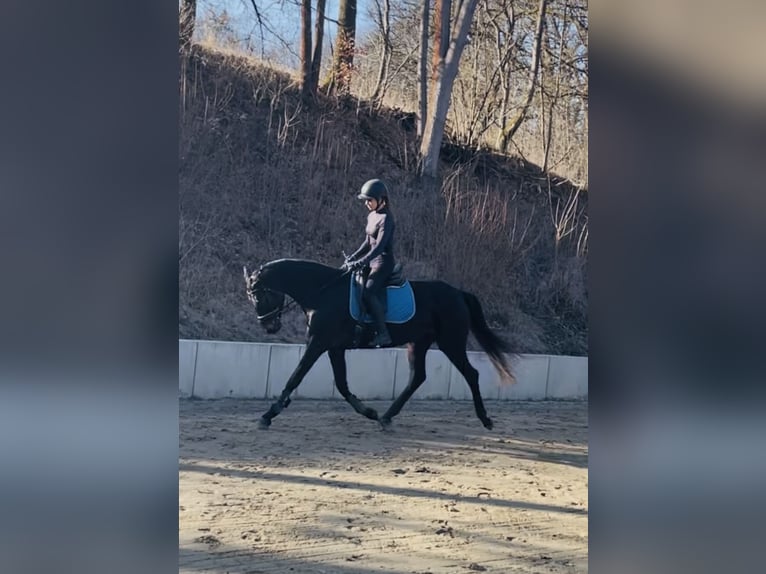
[179,45,588,355]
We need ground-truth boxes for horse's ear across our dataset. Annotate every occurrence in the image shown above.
[243,266,249,283]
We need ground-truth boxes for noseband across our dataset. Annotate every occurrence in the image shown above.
[246,279,284,320]
[254,287,285,321]
[246,272,296,323]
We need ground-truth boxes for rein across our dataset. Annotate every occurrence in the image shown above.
[252,268,352,320]
[255,295,293,321]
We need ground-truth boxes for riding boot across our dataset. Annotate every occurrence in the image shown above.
[365,295,392,347]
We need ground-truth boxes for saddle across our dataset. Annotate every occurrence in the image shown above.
[349,263,415,326]
[354,263,406,298]
[387,263,405,287]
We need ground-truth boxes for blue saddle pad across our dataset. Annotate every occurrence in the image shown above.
[349,277,416,324]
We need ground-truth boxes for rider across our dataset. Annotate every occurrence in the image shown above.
[343,179,395,347]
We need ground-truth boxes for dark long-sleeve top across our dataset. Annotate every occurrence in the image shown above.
[348,206,395,268]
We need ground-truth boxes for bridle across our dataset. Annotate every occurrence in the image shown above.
[244,265,353,325]
[244,267,301,325]
[253,287,296,321]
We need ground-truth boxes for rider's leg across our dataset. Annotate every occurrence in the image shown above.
[363,262,393,347]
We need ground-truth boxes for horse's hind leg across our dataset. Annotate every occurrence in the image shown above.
[328,348,378,421]
[439,337,493,430]
[379,336,433,428]
[259,341,324,429]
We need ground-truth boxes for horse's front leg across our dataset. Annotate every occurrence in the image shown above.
[328,348,378,421]
[259,341,325,429]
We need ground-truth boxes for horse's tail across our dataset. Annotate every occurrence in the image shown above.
[462,291,516,385]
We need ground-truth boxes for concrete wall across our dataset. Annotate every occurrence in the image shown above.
[179,340,587,400]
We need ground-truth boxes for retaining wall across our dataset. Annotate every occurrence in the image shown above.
[179,340,587,400]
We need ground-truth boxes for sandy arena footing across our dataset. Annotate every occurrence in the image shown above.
[180,399,588,573]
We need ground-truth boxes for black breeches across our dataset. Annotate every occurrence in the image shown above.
[363,259,393,303]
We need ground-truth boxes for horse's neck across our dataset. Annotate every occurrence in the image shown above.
[265,261,341,308]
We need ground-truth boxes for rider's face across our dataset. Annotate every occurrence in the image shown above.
[365,198,378,211]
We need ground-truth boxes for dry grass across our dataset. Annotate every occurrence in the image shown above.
[179,44,587,355]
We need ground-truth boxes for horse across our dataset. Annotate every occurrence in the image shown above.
[244,258,516,430]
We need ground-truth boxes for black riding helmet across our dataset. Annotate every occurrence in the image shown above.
[357,179,389,202]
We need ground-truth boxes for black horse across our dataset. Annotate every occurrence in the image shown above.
[244,258,515,430]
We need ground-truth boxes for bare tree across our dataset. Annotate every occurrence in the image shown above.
[485,0,517,149]
[542,2,567,171]
[417,0,431,137]
[329,0,358,94]
[451,1,507,146]
[498,0,548,152]
[300,0,312,99]
[179,0,197,52]
[432,0,451,82]
[370,0,393,105]
[420,0,480,177]
[309,0,328,95]
[247,0,267,58]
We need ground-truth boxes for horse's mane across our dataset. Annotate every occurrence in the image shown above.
[260,258,343,286]
[262,258,339,274]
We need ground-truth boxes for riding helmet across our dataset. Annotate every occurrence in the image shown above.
[358,179,389,202]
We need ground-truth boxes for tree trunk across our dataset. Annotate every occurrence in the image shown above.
[499,0,548,152]
[371,0,392,105]
[300,0,312,100]
[490,1,515,149]
[420,0,479,178]
[543,7,566,172]
[417,0,431,138]
[432,0,451,82]
[179,0,196,53]
[540,66,549,171]
[309,0,327,96]
[330,0,357,95]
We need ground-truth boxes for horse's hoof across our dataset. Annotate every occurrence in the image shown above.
[364,408,379,421]
[379,417,393,431]
[482,418,494,430]
[258,417,271,430]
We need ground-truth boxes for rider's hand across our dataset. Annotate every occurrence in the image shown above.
[342,260,362,272]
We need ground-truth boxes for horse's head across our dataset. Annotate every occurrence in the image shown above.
[244,266,285,334]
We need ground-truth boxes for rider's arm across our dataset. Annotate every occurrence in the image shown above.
[348,236,370,261]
